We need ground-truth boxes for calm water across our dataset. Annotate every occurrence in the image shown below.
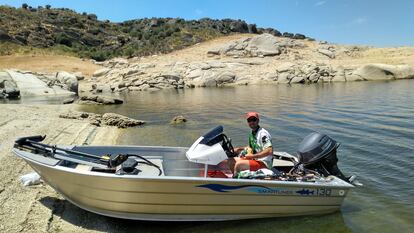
[75,80,413,232]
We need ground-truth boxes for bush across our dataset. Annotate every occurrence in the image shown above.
[130,30,142,39]
[55,33,72,47]
[87,14,97,20]
[89,50,109,61]
[143,32,150,40]
[123,46,135,58]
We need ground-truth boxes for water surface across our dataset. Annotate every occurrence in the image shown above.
[77,80,413,232]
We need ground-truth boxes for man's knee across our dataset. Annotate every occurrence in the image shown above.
[234,161,249,172]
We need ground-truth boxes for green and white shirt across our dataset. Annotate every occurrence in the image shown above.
[248,127,273,168]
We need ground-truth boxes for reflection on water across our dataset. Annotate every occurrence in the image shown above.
[79,80,413,232]
[0,95,73,105]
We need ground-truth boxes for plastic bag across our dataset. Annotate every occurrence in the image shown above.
[20,172,41,186]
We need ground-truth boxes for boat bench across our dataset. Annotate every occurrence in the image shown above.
[136,156,165,176]
[75,156,165,176]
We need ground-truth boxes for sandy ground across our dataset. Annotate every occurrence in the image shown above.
[0,104,123,232]
[0,55,100,77]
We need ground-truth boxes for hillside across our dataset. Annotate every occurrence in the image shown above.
[0,4,307,61]
[83,33,414,92]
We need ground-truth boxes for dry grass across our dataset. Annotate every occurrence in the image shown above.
[0,54,101,76]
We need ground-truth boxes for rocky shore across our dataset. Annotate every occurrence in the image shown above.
[0,104,122,232]
[0,69,80,99]
[2,34,414,100]
[80,33,414,93]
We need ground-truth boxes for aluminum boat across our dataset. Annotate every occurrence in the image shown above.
[12,126,355,221]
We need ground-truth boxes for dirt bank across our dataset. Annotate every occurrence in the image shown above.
[0,55,100,77]
[0,104,121,232]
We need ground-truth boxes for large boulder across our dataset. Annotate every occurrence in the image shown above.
[277,73,293,84]
[56,71,79,94]
[96,95,123,104]
[59,111,91,120]
[216,71,236,84]
[3,81,20,98]
[0,71,20,98]
[93,68,111,77]
[245,33,281,56]
[73,72,85,81]
[347,64,414,81]
[6,70,73,96]
[293,33,306,39]
[78,94,124,105]
[290,76,305,84]
[207,34,281,57]
[59,111,144,128]
[170,115,187,124]
[318,49,335,59]
[101,113,145,128]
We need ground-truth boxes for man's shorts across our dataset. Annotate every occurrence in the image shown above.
[241,158,268,171]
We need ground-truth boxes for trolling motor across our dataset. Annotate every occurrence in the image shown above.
[186,126,236,165]
[296,132,351,182]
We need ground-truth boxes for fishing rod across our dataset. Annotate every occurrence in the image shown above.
[14,135,128,168]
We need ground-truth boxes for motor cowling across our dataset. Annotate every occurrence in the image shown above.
[297,132,348,181]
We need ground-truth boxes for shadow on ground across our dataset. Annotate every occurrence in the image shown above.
[40,196,354,233]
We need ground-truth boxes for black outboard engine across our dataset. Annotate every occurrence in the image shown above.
[297,132,349,182]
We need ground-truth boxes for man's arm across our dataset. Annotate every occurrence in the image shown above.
[233,147,245,154]
[244,147,272,159]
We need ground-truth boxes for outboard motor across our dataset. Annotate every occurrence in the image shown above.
[297,132,349,182]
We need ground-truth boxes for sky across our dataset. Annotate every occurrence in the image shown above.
[1,0,413,47]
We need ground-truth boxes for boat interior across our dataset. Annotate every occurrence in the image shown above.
[58,146,296,178]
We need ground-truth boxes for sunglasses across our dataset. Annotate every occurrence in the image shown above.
[247,117,258,122]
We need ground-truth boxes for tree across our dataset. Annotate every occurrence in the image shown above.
[45,4,51,9]
[87,14,97,20]
[22,3,28,9]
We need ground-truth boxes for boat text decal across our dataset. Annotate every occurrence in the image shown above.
[197,184,329,196]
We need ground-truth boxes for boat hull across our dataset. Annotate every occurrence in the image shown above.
[14,147,353,221]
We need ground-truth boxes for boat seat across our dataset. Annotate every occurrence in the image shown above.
[136,158,165,176]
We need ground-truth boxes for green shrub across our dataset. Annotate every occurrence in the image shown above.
[55,33,72,47]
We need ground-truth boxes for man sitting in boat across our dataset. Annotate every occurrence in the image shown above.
[227,112,273,174]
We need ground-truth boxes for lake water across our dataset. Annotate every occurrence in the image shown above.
[10,80,414,232]
[79,80,414,232]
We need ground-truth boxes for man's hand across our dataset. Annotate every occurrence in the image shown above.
[244,153,255,159]
[233,147,244,154]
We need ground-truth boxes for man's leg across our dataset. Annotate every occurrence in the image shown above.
[225,157,240,173]
[234,160,250,173]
